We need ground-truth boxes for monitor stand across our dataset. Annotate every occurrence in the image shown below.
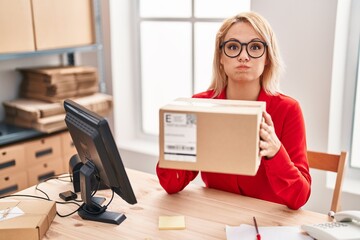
[78,160,127,225]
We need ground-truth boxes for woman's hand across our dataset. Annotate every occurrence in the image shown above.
[259,111,281,159]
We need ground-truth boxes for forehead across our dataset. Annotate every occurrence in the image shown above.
[224,21,263,42]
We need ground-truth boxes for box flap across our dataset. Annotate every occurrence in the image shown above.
[3,98,63,119]
[0,200,56,240]
[161,98,265,114]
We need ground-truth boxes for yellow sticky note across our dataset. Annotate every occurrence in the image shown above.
[158,215,186,230]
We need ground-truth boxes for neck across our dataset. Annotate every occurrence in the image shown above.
[226,80,261,101]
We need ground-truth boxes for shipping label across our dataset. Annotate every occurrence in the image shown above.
[163,113,197,162]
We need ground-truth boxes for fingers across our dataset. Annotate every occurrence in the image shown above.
[262,111,274,127]
[259,111,281,158]
[259,140,269,157]
[260,122,270,137]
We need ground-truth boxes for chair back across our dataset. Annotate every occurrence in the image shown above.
[307,150,347,212]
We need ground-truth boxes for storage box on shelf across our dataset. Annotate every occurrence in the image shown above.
[3,92,113,133]
[18,65,99,102]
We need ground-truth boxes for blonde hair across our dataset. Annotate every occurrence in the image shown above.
[209,11,284,97]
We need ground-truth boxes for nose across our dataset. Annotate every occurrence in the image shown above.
[237,45,250,62]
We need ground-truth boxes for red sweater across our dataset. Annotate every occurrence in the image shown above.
[156,88,311,210]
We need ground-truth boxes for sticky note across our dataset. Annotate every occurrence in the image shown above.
[158,215,186,230]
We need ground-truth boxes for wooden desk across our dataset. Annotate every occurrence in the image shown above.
[14,169,328,239]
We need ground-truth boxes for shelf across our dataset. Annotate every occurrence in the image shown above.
[0,0,106,146]
[0,44,102,61]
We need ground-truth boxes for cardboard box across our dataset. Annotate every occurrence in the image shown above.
[3,93,112,120]
[0,200,56,240]
[31,0,95,50]
[3,93,113,133]
[0,0,35,53]
[3,99,64,120]
[21,87,99,102]
[18,66,99,102]
[159,98,265,175]
[5,114,66,133]
[19,66,98,84]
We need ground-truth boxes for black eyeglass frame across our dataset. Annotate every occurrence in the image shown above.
[220,39,267,59]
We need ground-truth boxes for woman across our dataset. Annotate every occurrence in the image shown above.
[156,11,311,210]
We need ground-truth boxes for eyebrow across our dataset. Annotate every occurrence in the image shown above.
[226,37,263,42]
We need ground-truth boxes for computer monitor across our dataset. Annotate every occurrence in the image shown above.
[64,99,137,225]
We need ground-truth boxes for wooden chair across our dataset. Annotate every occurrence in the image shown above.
[307,150,347,213]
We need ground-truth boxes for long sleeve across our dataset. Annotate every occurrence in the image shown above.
[156,163,199,194]
[261,100,311,209]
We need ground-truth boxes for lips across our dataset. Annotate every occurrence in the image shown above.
[236,65,250,70]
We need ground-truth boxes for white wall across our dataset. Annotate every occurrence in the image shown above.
[251,0,337,152]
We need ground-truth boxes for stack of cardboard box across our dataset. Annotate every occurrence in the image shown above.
[19,66,98,102]
[3,66,113,133]
[3,93,113,133]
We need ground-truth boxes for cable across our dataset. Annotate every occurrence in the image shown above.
[1,173,83,218]
[1,173,113,218]
[79,180,115,216]
[0,194,82,217]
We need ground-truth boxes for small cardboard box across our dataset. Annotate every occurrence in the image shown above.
[0,200,56,240]
[159,98,265,175]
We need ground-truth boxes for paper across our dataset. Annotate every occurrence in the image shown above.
[0,207,25,222]
[226,224,313,240]
[158,215,186,230]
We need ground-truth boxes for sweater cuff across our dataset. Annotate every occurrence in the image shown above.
[262,145,292,173]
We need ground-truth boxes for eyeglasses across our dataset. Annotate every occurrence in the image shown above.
[220,39,267,59]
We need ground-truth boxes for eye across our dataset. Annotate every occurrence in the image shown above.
[225,42,240,51]
[248,42,263,51]
[227,44,239,51]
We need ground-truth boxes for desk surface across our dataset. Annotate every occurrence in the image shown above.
[14,169,328,239]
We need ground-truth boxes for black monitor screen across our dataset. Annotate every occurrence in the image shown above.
[64,99,137,225]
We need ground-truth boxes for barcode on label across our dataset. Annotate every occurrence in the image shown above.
[167,145,195,151]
